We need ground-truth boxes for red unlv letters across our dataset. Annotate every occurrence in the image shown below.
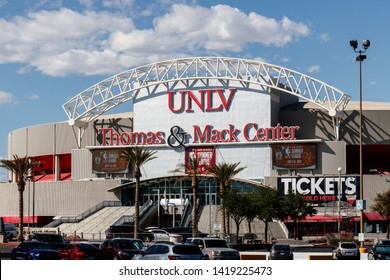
[168,88,235,113]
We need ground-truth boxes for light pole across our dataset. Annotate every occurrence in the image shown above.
[337,167,342,235]
[350,39,370,247]
[152,188,160,228]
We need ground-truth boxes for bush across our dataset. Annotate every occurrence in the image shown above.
[244,232,257,240]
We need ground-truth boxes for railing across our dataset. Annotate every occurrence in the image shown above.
[112,200,153,226]
[180,200,192,227]
[45,200,122,228]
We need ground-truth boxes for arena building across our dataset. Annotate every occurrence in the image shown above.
[1,57,389,239]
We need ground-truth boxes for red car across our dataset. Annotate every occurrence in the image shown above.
[59,242,101,260]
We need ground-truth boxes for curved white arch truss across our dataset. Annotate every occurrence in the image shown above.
[63,57,350,146]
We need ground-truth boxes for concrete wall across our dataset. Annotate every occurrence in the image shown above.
[0,179,121,217]
[7,114,133,157]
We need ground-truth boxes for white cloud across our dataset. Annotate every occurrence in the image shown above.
[308,65,320,73]
[0,4,310,77]
[27,94,40,100]
[320,33,331,42]
[0,90,16,104]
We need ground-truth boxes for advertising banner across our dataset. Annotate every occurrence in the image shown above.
[92,149,128,173]
[272,144,316,170]
[185,146,216,174]
[277,176,360,206]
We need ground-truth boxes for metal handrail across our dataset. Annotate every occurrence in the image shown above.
[45,200,121,227]
[112,200,153,226]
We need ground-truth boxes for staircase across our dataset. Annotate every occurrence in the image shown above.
[58,206,134,240]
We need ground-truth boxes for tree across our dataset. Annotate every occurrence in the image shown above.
[371,189,390,239]
[253,187,283,243]
[120,146,157,239]
[207,162,246,237]
[281,189,317,240]
[0,155,40,242]
[183,155,202,238]
[223,188,249,242]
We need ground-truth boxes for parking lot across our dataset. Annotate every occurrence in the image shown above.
[0,242,368,260]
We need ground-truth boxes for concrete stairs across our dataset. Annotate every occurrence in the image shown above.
[58,206,134,240]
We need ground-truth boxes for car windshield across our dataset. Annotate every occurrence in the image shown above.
[37,235,66,243]
[173,245,202,254]
[26,243,50,250]
[116,240,143,250]
[204,240,229,248]
[340,243,357,249]
[75,243,97,250]
[376,246,390,253]
[273,245,290,250]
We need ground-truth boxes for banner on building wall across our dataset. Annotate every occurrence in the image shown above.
[277,176,360,206]
[272,144,316,170]
[185,146,216,174]
[92,149,128,173]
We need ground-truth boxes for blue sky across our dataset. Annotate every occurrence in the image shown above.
[0,0,388,177]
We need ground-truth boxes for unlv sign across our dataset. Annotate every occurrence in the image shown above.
[168,88,236,113]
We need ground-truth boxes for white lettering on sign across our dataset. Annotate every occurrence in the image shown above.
[279,177,357,196]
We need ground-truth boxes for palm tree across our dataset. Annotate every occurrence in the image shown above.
[183,155,202,238]
[120,146,157,239]
[207,162,246,238]
[0,155,40,242]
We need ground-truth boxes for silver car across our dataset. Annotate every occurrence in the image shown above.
[133,243,208,260]
[332,242,360,260]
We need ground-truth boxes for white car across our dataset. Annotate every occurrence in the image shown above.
[146,228,171,242]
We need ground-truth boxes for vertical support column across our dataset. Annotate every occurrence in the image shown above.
[55,155,61,181]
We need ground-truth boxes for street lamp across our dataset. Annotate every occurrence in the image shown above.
[337,167,342,235]
[350,39,370,247]
[152,188,160,228]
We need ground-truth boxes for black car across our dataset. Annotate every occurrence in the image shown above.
[368,244,390,260]
[31,233,68,251]
[11,241,60,260]
[105,225,154,242]
[269,244,294,260]
[377,239,390,245]
[100,238,145,260]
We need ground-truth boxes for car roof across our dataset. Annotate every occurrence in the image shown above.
[111,237,143,241]
[272,244,291,248]
[21,240,47,243]
[377,240,390,245]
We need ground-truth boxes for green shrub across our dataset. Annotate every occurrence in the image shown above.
[244,232,257,240]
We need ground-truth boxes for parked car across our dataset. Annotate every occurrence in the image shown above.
[4,223,17,241]
[269,244,294,260]
[59,242,102,260]
[100,238,145,260]
[105,225,155,242]
[162,227,207,242]
[368,244,390,260]
[11,241,60,260]
[332,242,360,260]
[133,243,209,260]
[31,233,68,251]
[146,227,171,242]
[377,239,390,245]
[186,237,240,260]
